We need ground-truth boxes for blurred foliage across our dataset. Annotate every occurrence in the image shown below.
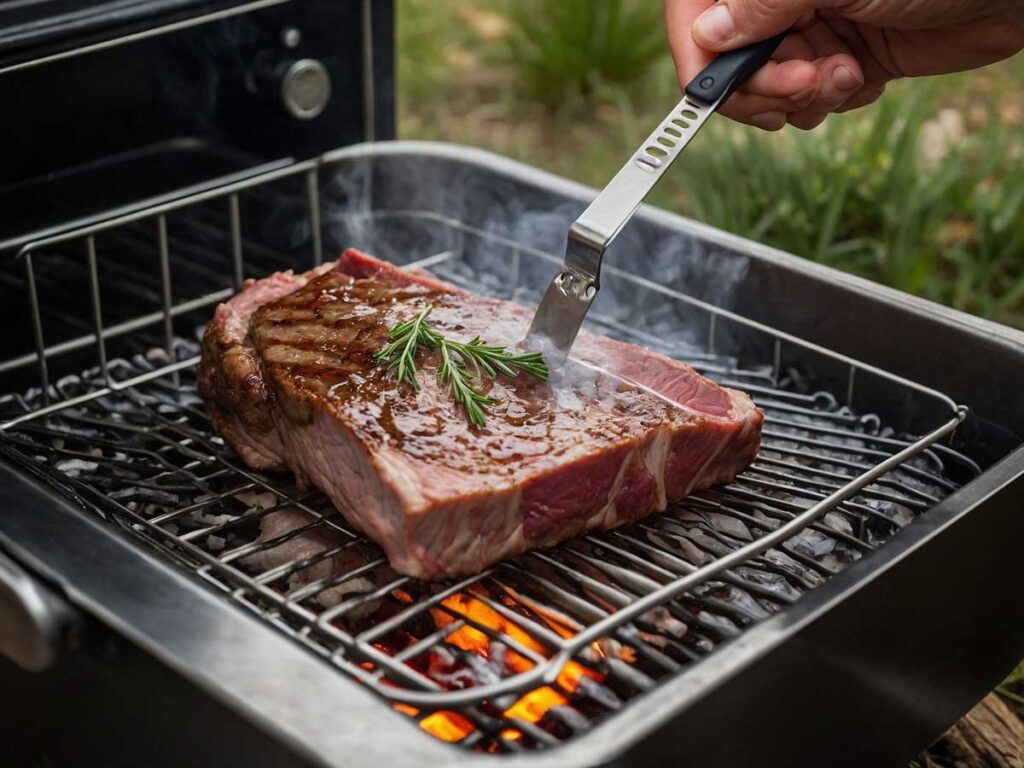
[658,87,1024,326]
[1001,659,1024,706]
[396,0,1024,328]
[498,0,667,107]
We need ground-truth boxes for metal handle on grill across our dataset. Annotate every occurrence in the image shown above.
[0,550,73,671]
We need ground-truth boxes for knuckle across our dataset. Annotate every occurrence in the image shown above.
[738,0,800,22]
[790,89,817,109]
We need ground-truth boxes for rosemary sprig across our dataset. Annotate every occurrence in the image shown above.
[439,340,496,429]
[373,307,434,391]
[374,304,548,427]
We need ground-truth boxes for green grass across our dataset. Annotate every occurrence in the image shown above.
[497,0,666,107]
[396,0,1024,329]
[652,84,1024,326]
[1000,660,1024,708]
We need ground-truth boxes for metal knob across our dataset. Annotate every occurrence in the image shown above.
[281,58,331,120]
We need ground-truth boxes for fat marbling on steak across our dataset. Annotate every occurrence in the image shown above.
[198,249,763,579]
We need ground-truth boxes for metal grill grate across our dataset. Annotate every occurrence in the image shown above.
[0,157,975,753]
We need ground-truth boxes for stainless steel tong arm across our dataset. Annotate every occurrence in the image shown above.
[526,94,719,361]
[567,92,720,276]
[527,31,787,363]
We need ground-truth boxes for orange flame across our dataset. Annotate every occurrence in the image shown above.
[367,591,636,746]
[420,711,475,742]
[412,593,607,739]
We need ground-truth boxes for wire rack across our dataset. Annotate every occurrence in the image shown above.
[0,157,975,753]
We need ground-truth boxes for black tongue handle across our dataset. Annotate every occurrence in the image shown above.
[684,31,788,104]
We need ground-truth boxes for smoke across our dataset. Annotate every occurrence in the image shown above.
[157,14,262,132]
[309,149,751,363]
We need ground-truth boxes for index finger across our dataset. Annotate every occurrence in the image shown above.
[664,0,716,86]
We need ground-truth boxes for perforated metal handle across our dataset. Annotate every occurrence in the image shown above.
[527,95,720,358]
[528,32,786,360]
[568,94,718,268]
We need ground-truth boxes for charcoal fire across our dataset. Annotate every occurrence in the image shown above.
[354,589,640,748]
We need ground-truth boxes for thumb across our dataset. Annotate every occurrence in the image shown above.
[693,0,822,51]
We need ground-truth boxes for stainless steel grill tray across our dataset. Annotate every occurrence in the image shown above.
[0,151,975,753]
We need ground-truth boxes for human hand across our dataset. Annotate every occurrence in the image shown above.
[664,0,1024,130]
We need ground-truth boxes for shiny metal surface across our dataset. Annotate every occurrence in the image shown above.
[0,142,987,751]
[0,462,446,768]
[0,0,293,75]
[527,95,717,362]
[0,548,69,671]
[0,305,972,714]
[281,59,332,120]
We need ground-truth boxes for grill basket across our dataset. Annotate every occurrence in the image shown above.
[0,147,986,754]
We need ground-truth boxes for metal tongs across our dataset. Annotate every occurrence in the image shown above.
[526,33,786,364]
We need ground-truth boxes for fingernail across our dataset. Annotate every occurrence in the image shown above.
[833,65,862,91]
[694,4,736,47]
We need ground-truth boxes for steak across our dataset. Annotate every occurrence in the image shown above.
[199,249,763,579]
[198,262,335,471]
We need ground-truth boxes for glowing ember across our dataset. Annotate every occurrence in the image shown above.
[355,590,638,745]
[434,594,603,691]
[504,685,569,723]
[420,711,475,742]
[399,592,635,743]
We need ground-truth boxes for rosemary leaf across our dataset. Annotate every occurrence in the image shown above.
[374,306,433,392]
[440,341,496,429]
[375,304,549,427]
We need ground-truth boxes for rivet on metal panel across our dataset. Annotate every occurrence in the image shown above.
[281,26,301,49]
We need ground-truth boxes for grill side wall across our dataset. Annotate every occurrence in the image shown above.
[551,446,1024,768]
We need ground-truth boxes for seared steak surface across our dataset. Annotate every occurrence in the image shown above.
[199,249,763,578]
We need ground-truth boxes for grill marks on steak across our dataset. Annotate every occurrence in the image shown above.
[199,249,763,579]
[198,264,335,470]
